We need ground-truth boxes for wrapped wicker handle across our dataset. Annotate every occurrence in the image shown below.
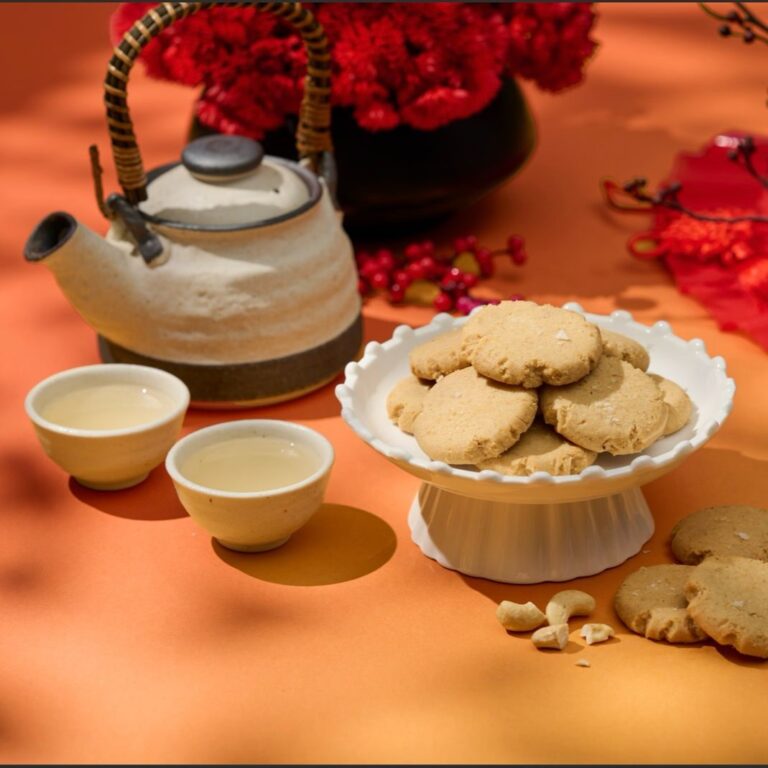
[103,1,332,205]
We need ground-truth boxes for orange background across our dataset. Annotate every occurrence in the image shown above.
[2,3,768,763]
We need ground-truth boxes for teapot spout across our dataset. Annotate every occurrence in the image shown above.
[23,211,140,345]
[24,211,80,263]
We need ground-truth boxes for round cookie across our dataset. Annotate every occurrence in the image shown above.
[684,556,768,658]
[413,366,538,465]
[614,564,706,643]
[540,356,667,455]
[600,328,650,371]
[386,376,431,434]
[477,420,596,477]
[461,301,602,388]
[409,329,469,381]
[670,505,768,564]
[649,374,692,436]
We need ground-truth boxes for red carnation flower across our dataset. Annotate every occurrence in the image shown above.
[111,2,598,138]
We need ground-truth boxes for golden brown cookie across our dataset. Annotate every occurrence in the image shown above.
[413,367,537,465]
[409,329,469,381]
[477,420,596,476]
[540,356,667,455]
[684,556,768,659]
[649,374,692,436]
[600,328,650,371]
[461,301,602,388]
[614,564,706,643]
[386,376,431,434]
[670,505,768,564]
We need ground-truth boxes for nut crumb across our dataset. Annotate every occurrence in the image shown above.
[735,531,750,540]
[575,659,591,668]
[642,549,651,554]
[732,599,745,608]
[555,329,571,341]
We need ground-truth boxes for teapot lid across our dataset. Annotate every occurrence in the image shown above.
[138,135,322,231]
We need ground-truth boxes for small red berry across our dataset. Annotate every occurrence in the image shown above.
[511,250,527,266]
[453,237,469,253]
[464,235,478,250]
[462,272,479,288]
[476,251,494,278]
[420,240,436,256]
[392,270,412,287]
[506,235,525,254]
[376,249,396,272]
[370,271,390,290]
[355,249,372,264]
[404,243,423,261]
[359,260,380,278]
[433,292,454,312]
[406,262,427,280]
[389,284,406,304]
[418,255,437,277]
[357,278,370,295]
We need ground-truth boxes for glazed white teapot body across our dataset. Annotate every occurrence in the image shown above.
[24,2,361,405]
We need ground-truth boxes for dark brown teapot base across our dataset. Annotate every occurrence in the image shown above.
[97,314,363,408]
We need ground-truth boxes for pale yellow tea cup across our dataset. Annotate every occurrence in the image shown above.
[25,364,190,490]
[166,419,334,552]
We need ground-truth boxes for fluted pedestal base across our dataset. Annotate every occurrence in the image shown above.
[408,483,654,584]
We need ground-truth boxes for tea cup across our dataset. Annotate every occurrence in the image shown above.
[25,364,190,490]
[165,419,334,552]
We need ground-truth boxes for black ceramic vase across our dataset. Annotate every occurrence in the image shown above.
[190,78,535,236]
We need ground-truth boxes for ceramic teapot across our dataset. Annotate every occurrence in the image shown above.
[24,2,361,406]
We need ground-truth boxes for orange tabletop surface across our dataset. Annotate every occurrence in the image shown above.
[2,3,768,764]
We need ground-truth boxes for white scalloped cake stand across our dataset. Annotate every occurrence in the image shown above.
[336,304,735,583]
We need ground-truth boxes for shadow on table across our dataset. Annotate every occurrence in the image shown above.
[69,468,187,521]
[212,503,397,587]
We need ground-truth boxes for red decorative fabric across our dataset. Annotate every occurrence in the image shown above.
[110,2,597,137]
[636,133,768,349]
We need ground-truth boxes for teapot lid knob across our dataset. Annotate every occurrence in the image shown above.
[181,135,264,182]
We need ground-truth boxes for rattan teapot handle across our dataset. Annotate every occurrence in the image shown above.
[102,1,332,206]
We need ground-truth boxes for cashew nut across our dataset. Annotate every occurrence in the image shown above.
[545,590,596,626]
[580,622,615,645]
[496,601,547,632]
[531,623,569,650]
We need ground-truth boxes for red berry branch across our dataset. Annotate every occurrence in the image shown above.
[700,1,768,46]
[355,235,527,314]
[603,136,768,225]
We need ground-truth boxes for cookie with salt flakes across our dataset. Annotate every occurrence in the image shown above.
[614,564,705,644]
[462,301,602,388]
[540,356,667,455]
[413,366,537,465]
[685,556,768,659]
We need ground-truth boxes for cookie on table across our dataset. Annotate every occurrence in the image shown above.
[477,420,596,477]
[649,374,692,436]
[461,301,602,388]
[684,556,768,659]
[413,366,538,465]
[540,356,667,455]
[409,329,469,381]
[670,505,768,564]
[614,564,706,643]
[600,328,650,371]
[386,376,431,434]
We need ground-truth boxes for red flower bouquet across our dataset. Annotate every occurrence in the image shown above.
[111,2,598,139]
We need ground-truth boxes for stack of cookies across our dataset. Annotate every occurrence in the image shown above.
[615,505,768,659]
[386,301,692,475]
